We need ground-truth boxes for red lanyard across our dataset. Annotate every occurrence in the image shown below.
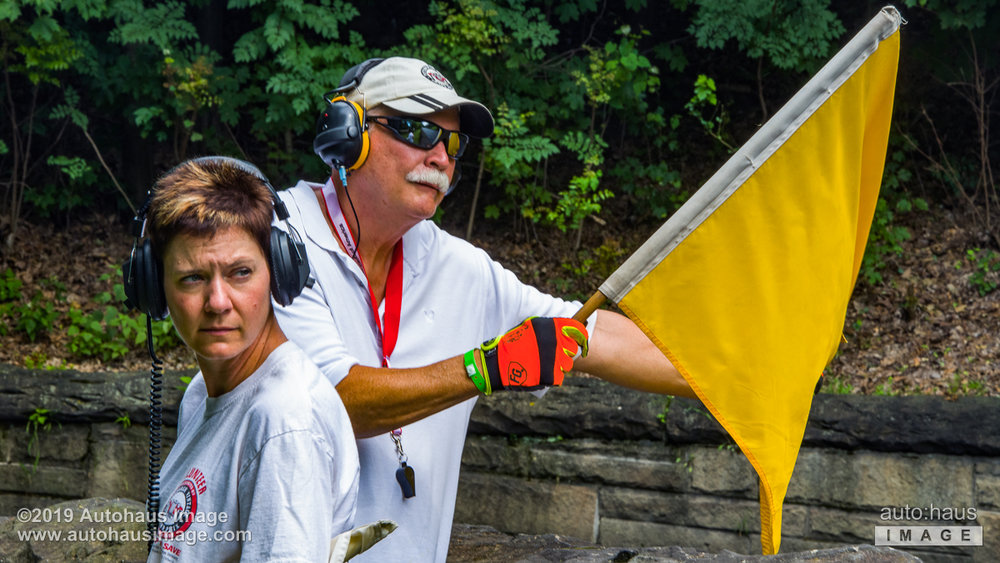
[320,184,403,367]
[320,183,416,498]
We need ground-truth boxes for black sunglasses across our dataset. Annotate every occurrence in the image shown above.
[367,115,469,159]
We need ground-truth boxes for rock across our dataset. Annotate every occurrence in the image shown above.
[447,524,923,562]
[469,377,727,443]
[805,394,1000,455]
[0,363,190,426]
[470,378,1000,456]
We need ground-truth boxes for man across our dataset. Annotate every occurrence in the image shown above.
[273,56,695,561]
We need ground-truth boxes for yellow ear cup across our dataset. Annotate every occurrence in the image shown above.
[350,100,370,171]
[328,96,371,170]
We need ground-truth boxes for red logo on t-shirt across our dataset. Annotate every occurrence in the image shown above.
[158,467,206,538]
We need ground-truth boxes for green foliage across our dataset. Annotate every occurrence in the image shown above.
[14,290,59,342]
[0,267,22,301]
[66,305,131,360]
[612,157,685,219]
[0,273,62,340]
[481,103,561,221]
[106,1,198,48]
[407,2,669,231]
[965,248,1000,296]
[551,240,628,300]
[674,452,694,473]
[688,0,845,72]
[133,46,224,153]
[25,155,97,218]
[860,148,929,285]
[946,373,986,396]
[860,198,909,285]
[25,407,53,471]
[115,412,132,429]
[903,0,998,29]
[7,12,83,86]
[820,375,854,395]
[23,351,67,370]
[548,131,612,232]
[1,0,998,330]
[561,240,628,280]
[572,26,660,111]
[0,265,180,361]
[657,396,674,424]
[873,376,899,396]
[0,268,23,335]
[229,0,363,131]
[685,74,734,151]
[65,268,179,361]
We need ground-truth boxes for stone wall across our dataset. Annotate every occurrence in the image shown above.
[0,364,185,516]
[457,378,1000,562]
[1,364,997,561]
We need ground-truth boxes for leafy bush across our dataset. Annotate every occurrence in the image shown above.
[860,148,928,285]
[1,272,63,341]
[14,293,59,342]
[0,269,23,335]
[966,248,1000,296]
[65,270,180,361]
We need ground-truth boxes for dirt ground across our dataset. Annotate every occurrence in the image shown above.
[1,203,997,397]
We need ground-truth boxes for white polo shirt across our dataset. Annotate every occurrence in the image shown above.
[273,179,585,562]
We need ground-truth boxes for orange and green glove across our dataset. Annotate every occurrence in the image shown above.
[463,317,589,395]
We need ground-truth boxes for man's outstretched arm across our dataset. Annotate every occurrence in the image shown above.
[574,310,697,399]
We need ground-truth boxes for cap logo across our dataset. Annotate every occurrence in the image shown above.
[420,65,454,90]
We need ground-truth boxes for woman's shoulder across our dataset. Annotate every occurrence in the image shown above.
[244,342,348,431]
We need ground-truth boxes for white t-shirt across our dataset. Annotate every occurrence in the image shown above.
[148,341,360,562]
[273,179,584,562]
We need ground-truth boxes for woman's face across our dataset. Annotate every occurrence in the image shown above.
[161,225,272,368]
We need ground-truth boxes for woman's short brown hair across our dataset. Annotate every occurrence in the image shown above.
[147,158,274,264]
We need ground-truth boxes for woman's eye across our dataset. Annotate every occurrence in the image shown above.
[233,267,252,278]
[181,274,202,284]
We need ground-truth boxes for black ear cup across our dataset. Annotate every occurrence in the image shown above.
[313,97,370,170]
[313,58,386,170]
[122,238,169,321]
[269,226,310,307]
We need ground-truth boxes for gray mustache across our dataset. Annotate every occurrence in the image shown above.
[406,168,449,192]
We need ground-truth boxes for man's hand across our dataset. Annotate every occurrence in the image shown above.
[463,317,589,395]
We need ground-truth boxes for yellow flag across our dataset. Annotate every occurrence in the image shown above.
[597,7,901,554]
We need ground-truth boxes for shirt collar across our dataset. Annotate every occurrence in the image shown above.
[290,177,431,281]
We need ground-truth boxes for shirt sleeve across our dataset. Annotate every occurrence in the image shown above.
[237,430,337,562]
[271,186,361,386]
[272,275,359,386]
[473,244,584,332]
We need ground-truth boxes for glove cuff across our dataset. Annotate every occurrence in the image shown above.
[480,344,503,392]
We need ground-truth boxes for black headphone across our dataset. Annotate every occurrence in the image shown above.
[122,156,312,320]
[313,58,386,170]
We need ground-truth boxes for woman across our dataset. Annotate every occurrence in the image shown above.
[141,157,359,561]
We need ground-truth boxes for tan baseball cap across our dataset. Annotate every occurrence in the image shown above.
[341,57,494,139]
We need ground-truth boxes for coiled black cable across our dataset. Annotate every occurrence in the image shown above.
[145,314,163,552]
